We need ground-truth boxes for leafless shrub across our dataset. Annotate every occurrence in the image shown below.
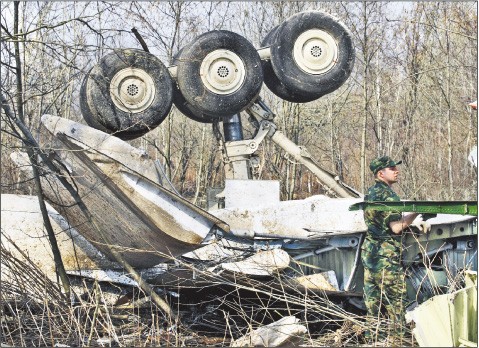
[1,234,419,347]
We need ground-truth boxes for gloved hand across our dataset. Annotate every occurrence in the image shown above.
[416,220,431,234]
[410,215,432,234]
[421,213,437,221]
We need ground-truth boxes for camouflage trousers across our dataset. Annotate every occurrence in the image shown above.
[361,238,407,342]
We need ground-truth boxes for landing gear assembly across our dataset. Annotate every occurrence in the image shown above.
[79,10,355,139]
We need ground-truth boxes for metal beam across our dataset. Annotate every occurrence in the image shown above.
[349,201,477,216]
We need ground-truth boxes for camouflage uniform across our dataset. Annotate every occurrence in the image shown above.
[362,157,408,342]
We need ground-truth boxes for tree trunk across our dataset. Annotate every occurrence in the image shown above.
[360,2,368,193]
[193,123,206,205]
[444,8,454,198]
[11,3,71,297]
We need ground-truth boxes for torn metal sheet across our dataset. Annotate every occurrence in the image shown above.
[212,195,366,239]
[220,249,290,276]
[230,316,307,347]
[182,239,250,262]
[6,115,476,307]
[1,194,118,282]
[291,271,340,291]
[27,115,229,268]
[405,271,477,347]
[67,269,140,287]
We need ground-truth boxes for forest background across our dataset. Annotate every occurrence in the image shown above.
[1,1,477,206]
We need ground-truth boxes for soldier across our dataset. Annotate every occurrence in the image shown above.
[361,156,421,344]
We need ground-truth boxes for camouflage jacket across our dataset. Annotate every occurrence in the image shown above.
[363,179,402,242]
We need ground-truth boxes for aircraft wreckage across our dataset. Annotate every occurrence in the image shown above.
[2,10,477,346]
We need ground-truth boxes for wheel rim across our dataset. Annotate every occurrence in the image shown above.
[109,68,156,113]
[292,29,338,75]
[199,49,245,95]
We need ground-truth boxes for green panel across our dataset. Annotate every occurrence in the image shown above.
[349,200,477,216]
[405,273,478,347]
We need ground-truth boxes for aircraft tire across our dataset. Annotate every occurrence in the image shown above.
[269,11,355,100]
[172,48,214,123]
[261,25,318,103]
[80,49,173,140]
[176,30,263,120]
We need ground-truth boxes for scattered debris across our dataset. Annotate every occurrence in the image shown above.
[291,271,339,291]
[220,249,290,276]
[1,193,118,282]
[230,316,307,347]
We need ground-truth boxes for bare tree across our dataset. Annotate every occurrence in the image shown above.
[2,1,477,204]
[340,2,388,193]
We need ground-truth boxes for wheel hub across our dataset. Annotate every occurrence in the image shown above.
[110,68,156,113]
[293,29,338,75]
[200,49,245,95]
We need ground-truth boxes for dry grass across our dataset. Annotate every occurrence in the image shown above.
[1,237,418,347]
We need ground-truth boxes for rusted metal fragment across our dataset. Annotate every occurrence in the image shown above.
[230,316,307,347]
[31,115,229,268]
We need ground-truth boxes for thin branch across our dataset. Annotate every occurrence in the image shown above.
[131,27,150,52]
[385,18,477,40]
